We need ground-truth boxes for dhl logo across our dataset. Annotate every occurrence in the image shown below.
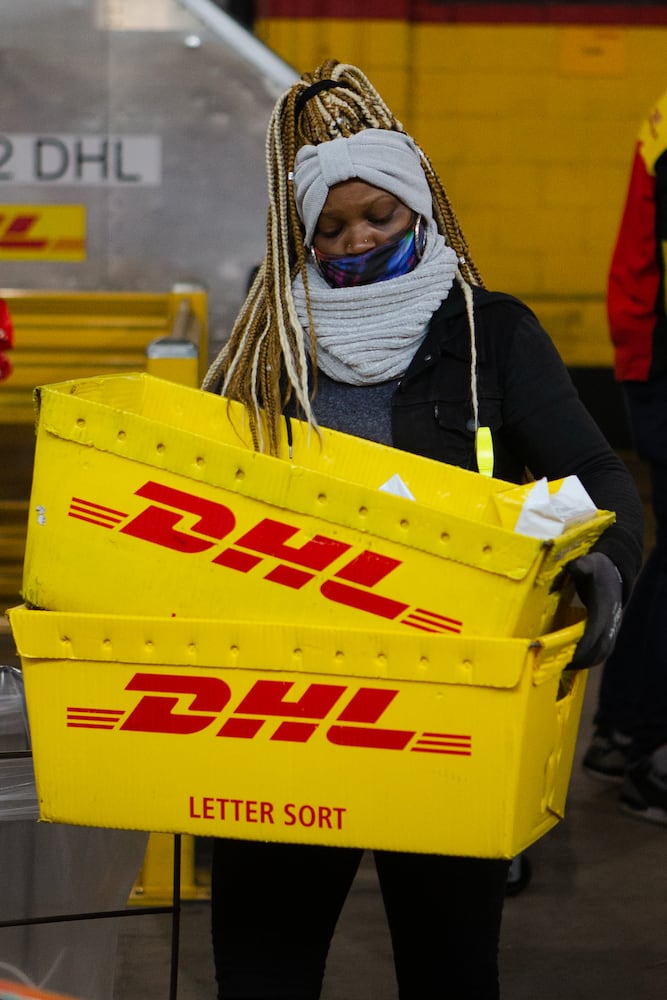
[66,673,472,757]
[0,213,47,250]
[68,480,464,634]
[0,205,85,259]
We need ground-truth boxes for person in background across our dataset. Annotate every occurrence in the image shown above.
[203,61,643,1000]
[582,87,667,825]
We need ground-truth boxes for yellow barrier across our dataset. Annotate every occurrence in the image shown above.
[0,288,207,615]
[0,285,207,422]
[130,833,209,904]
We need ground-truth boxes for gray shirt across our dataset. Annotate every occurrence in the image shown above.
[311,371,398,446]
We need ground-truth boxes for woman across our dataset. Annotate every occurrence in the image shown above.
[203,60,643,1000]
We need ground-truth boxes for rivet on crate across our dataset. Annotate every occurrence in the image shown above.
[156,442,166,454]
[235,467,245,481]
[195,456,205,468]
[117,429,126,440]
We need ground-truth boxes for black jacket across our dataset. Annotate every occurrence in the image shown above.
[392,285,643,596]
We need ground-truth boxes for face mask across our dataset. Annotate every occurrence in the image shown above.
[311,216,426,289]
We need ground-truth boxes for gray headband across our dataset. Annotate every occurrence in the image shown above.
[293,129,434,245]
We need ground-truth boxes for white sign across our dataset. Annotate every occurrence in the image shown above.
[0,134,162,186]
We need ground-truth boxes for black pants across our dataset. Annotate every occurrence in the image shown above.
[595,377,667,754]
[211,838,509,1000]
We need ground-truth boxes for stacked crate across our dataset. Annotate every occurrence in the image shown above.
[8,373,613,858]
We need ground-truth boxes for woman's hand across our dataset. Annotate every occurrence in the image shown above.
[566,552,624,669]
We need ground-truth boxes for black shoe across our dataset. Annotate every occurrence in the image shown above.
[619,745,667,825]
[582,727,632,783]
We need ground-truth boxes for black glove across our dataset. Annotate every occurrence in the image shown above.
[565,552,623,669]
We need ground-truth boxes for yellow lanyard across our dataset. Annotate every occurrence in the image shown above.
[475,425,494,478]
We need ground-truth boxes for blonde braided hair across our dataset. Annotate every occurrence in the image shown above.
[203,59,484,455]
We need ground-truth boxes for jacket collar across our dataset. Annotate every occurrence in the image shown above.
[404,282,480,375]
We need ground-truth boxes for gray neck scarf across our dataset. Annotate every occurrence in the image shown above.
[292,220,459,385]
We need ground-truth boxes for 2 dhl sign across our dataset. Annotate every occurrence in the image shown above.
[0,204,85,260]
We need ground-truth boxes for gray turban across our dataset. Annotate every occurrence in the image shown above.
[293,129,434,245]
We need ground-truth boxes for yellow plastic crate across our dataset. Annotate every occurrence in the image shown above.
[21,373,613,639]
[8,604,586,859]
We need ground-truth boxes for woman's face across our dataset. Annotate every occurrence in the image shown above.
[312,179,413,257]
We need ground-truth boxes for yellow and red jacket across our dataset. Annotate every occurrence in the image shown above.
[608,89,667,382]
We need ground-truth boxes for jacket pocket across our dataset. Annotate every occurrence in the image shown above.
[431,396,503,470]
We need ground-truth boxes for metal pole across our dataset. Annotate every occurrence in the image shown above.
[169,834,182,1000]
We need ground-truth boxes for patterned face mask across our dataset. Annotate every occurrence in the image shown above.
[311,215,426,289]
